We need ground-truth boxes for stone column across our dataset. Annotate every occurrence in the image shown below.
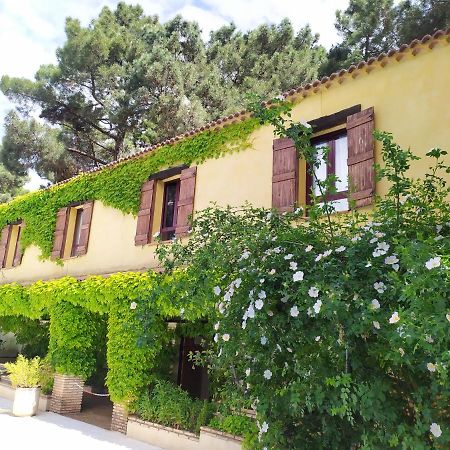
[111,403,128,433]
[50,374,84,414]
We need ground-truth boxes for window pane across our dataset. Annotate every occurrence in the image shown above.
[312,144,328,197]
[162,182,178,229]
[71,208,84,256]
[335,135,348,192]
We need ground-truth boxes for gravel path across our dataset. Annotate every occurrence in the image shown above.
[0,397,162,450]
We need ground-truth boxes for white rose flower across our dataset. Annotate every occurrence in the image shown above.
[392,263,399,271]
[293,271,304,282]
[374,281,386,294]
[287,347,292,353]
[284,254,294,260]
[430,423,442,438]
[263,369,272,380]
[289,261,298,271]
[378,242,390,252]
[308,286,319,298]
[290,305,299,317]
[213,286,221,296]
[255,299,264,310]
[240,250,250,260]
[427,362,437,372]
[247,304,255,319]
[222,333,230,342]
[373,321,380,329]
[245,368,251,377]
[315,254,323,262]
[315,336,321,341]
[268,268,276,275]
[425,257,441,270]
[214,322,220,330]
[214,333,219,342]
[384,255,399,265]
[260,421,269,433]
[323,250,332,257]
[370,299,381,310]
[313,299,322,314]
[305,245,313,252]
[260,336,268,345]
[267,310,274,317]
[389,311,400,324]
[258,290,267,299]
[335,246,346,253]
[130,302,137,310]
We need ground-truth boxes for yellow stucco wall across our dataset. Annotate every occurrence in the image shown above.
[1,40,449,285]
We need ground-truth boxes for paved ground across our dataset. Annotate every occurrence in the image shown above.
[0,397,162,450]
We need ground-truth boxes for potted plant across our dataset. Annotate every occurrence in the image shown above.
[4,354,43,417]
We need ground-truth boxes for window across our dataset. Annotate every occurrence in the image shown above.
[160,180,180,241]
[135,166,197,246]
[307,130,349,211]
[51,201,94,260]
[0,221,24,269]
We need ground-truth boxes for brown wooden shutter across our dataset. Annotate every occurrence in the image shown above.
[175,167,197,237]
[51,207,70,260]
[12,223,24,267]
[272,138,298,212]
[135,180,156,245]
[0,225,12,268]
[347,107,375,208]
[75,201,94,256]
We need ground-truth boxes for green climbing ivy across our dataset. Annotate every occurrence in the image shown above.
[0,119,259,259]
[0,270,215,405]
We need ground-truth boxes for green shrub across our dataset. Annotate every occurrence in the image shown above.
[39,359,54,394]
[4,354,42,388]
[147,100,450,449]
[209,413,257,436]
[135,380,216,433]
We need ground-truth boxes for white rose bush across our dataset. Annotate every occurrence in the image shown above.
[144,99,450,449]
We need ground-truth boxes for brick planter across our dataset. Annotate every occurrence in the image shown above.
[50,374,84,414]
[111,403,128,433]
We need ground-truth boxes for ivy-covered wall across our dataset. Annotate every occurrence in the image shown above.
[0,119,259,259]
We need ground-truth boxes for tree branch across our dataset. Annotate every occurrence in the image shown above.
[67,147,107,166]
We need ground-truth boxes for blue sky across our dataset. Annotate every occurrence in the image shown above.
[0,0,349,189]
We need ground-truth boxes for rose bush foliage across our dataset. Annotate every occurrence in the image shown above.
[145,102,450,448]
